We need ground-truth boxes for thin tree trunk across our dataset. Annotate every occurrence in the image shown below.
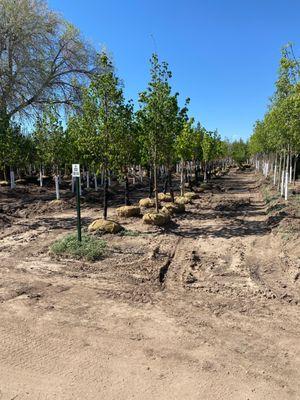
[153,151,159,213]
[55,175,60,200]
[195,161,200,186]
[94,173,98,191]
[39,166,43,187]
[86,170,90,189]
[273,153,277,186]
[180,160,184,197]
[168,169,174,203]
[148,166,154,198]
[289,151,293,183]
[277,153,282,191]
[281,150,286,195]
[293,154,298,186]
[163,171,168,194]
[124,174,131,206]
[10,168,15,189]
[204,161,207,182]
[103,168,108,220]
[285,150,289,199]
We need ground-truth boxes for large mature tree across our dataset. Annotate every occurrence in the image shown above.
[0,0,96,124]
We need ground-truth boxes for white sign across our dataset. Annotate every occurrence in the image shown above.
[72,164,80,177]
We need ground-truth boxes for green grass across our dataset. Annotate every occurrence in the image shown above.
[50,233,106,261]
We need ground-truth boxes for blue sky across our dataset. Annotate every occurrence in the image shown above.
[49,0,300,141]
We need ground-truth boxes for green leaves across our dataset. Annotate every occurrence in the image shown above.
[202,130,222,162]
[0,113,35,170]
[176,119,197,162]
[231,140,249,165]
[137,53,184,167]
[33,107,68,170]
[250,44,300,155]
[68,52,136,175]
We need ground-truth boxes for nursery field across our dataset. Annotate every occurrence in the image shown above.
[0,168,299,400]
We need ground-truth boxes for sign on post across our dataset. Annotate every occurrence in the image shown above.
[72,164,80,177]
[72,164,82,242]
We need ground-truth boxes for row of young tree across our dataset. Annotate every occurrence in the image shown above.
[1,52,238,215]
[249,44,300,199]
[0,0,252,219]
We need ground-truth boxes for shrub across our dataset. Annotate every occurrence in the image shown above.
[50,234,106,261]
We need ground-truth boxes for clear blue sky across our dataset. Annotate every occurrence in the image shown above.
[49,0,300,141]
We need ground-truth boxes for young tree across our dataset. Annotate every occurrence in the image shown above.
[0,122,31,183]
[175,118,196,195]
[68,52,134,218]
[249,44,300,194]
[231,139,249,165]
[202,130,220,181]
[111,100,139,205]
[32,107,68,201]
[137,53,184,210]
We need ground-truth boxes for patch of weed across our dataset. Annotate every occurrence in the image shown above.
[50,234,106,261]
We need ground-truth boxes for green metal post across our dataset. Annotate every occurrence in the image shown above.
[76,176,82,242]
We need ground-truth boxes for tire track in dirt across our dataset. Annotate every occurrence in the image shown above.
[0,169,299,399]
[151,171,300,398]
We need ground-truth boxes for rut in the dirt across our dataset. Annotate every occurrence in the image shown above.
[158,237,182,285]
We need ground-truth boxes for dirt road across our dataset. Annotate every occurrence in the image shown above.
[0,170,299,399]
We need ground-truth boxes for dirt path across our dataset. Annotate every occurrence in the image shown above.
[0,170,299,399]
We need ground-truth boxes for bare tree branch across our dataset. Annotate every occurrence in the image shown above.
[0,0,97,121]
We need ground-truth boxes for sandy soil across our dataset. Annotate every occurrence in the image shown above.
[0,169,299,400]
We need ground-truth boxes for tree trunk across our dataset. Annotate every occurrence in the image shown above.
[277,153,282,191]
[163,172,168,194]
[94,173,98,191]
[103,168,108,220]
[293,154,298,186]
[195,161,200,186]
[203,161,207,182]
[168,169,174,203]
[148,166,154,198]
[153,159,159,213]
[10,168,15,189]
[273,154,277,186]
[55,175,60,200]
[124,174,131,206]
[180,160,184,197]
[86,170,90,189]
